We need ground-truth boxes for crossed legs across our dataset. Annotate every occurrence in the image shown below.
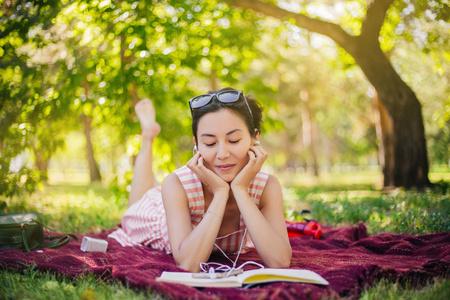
[128,99,161,207]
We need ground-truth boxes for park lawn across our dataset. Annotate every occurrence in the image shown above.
[1,174,449,299]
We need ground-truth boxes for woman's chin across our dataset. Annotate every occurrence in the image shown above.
[220,174,235,183]
[215,171,237,183]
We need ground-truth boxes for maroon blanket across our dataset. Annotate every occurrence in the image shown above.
[1,222,449,299]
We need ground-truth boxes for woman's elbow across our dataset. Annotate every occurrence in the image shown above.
[281,252,292,268]
[174,254,202,273]
[266,258,291,269]
[177,262,201,273]
[277,253,292,268]
[267,248,292,268]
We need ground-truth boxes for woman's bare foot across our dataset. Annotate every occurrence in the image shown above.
[135,99,161,140]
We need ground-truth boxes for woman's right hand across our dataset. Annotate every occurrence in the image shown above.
[186,152,230,196]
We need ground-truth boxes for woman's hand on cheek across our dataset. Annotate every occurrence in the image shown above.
[230,145,268,192]
[187,152,230,195]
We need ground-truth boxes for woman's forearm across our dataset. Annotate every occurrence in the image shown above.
[171,190,229,272]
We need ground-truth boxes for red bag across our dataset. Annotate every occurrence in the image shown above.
[285,210,322,239]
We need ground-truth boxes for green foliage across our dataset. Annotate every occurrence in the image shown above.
[0,164,43,199]
[1,0,449,199]
[0,0,73,197]
[1,0,267,197]
[109,170,133,204]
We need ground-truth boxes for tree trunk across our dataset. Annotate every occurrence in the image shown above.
[32,146,49,183]
[210,71,218,91]
[129,82,140,166]
[349,40,430,188]
[323,137,332,173]
[372,91,395,187]
[300,90,319,177]
[82,113,102,182]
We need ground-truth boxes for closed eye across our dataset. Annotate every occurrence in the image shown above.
[205,143,216,147]
[229,139,241,144]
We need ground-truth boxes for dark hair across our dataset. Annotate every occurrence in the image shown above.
[191,87,264,141]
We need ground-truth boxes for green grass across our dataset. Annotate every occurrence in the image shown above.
[360,277,450,300]
[284,185,449,235]
[0,267,163,300]
[0,183,128,234]
[1,172,449,299]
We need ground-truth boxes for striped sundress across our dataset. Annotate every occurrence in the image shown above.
[108,165,269,254]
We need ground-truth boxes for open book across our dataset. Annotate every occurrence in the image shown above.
[157,268,329,288]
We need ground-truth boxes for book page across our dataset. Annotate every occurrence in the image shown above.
[157,269,329,288]
[237,269,329,285]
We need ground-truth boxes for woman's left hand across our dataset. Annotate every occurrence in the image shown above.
[230,145,268,192]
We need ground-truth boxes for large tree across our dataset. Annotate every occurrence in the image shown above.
[0,0,66,196]
[226,0,441,188]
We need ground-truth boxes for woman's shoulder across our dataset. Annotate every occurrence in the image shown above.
[161,171,188,203]
[266,173,280,184]
[163,166,191,185]
[162,172,182,190]
[258,174,283,208]
[261,173,281,193]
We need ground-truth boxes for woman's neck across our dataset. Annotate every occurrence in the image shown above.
[203,184,240,235]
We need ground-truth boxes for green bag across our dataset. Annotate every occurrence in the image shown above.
[0,213,78,252]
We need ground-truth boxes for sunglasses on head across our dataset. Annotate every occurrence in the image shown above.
[189,90,254,121]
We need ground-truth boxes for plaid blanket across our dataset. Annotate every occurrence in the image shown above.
[1,222,449,299]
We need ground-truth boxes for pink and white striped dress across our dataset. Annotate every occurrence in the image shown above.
[108,165,269,255]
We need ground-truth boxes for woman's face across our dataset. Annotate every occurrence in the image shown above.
[196,109,252,183]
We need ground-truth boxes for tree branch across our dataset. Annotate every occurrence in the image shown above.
[224,0,354,48]
[360,0,394,41]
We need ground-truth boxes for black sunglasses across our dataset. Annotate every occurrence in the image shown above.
[189,90,254,121]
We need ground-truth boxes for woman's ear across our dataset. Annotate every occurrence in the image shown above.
[252,129,261,146]
[193,137,198,155]
[253,129,260,141]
